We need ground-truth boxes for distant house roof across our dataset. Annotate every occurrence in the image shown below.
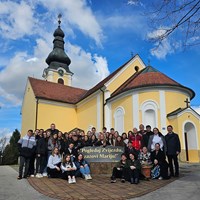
[110,66,195,100]
[29,77,87,104]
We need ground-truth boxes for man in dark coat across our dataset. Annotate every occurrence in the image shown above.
[165,125,181,177]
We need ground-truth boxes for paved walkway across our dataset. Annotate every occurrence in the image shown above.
[0,165,53,200]
[0,163,200,200]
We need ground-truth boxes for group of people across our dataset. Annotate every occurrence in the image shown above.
[111,125,181,183]
[17,123,181,184]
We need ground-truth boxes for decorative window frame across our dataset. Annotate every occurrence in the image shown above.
[140,100,159,127]
[114,106,125,134]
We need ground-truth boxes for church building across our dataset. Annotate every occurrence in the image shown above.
[21,20,200,163]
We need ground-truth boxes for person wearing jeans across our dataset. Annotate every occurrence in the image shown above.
[75,153,92,180]
[18,130,36,179]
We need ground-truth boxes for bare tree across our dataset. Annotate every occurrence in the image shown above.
[0,136,7,154]
[147,0,200,47]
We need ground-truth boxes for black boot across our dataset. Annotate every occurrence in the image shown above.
[130,178,134,184]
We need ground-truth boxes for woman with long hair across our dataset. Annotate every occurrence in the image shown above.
[47,147,62,178]
[61,154,77,184]
[75,153,92,180]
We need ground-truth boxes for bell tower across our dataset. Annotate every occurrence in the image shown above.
[43,14,73,86]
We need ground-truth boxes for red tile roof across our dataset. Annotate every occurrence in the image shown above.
[111,66,195,99]
[29,77,87,104]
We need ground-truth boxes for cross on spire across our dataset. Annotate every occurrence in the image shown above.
[184,98,190,108]
[131,51,134,58]
[58,13,62,26]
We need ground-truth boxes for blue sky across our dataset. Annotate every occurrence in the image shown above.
[0,0,200,138]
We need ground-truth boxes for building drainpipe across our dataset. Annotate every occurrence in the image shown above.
[35,98,39,130]
[100,88,105,128]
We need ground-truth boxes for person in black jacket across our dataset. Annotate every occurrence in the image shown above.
[151,143,169,180]
[124,141,138,159]
[165,125,181,177]
[64,142,78,161]
[35,132,47,178]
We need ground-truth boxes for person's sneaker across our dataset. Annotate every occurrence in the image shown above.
[39,173,43,178]
[111,179,116,183]
[17,176,22,180]
[68,177,73,184]
[36,173,42,178]
[84,174,89,180]
[72,177,76,183]
[158,176,163,180]
[121,178,125,183]
[42,172,48,177]
[87,174,92,180]
[30,174,35,178]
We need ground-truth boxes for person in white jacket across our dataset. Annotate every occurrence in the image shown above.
[47,147,62,178]
[61,154,77,184]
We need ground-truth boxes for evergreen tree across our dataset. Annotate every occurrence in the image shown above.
[3,129,21,165]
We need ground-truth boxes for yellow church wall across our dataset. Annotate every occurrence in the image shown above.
[111,95,133,133]
[169,112,200,162]
[178,113,200,162]
[77,94,99,132]
[165,91,187,113]
[21,80,37,136]
[107,59,145,94]
[37,101,77,132]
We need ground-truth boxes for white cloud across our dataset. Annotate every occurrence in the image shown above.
[101,14,147,37]
[0,128,12,139]
[0,87,21,106]
[150,39,174,59]
[0,1,37,39]
[66,43,109,89]
[147,29,167,40]
[0,38,109,106]
[37,0,103,46]
[127,0,143,6]
[192,106,200,115]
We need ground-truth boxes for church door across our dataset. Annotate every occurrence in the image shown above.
[184,122,198,162]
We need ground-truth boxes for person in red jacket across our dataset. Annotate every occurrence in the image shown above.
[129,128,142,153]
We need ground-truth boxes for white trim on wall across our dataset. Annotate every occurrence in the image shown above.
[159,90,167,135]
[97,93,101,132]
[47,71,54,81]
[132,93,139,128]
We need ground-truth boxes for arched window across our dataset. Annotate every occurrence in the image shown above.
[58,78,64,84]
[141,100,158,128]
[114,107,125,135]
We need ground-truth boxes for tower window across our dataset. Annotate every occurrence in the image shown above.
[58,78,64,84]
